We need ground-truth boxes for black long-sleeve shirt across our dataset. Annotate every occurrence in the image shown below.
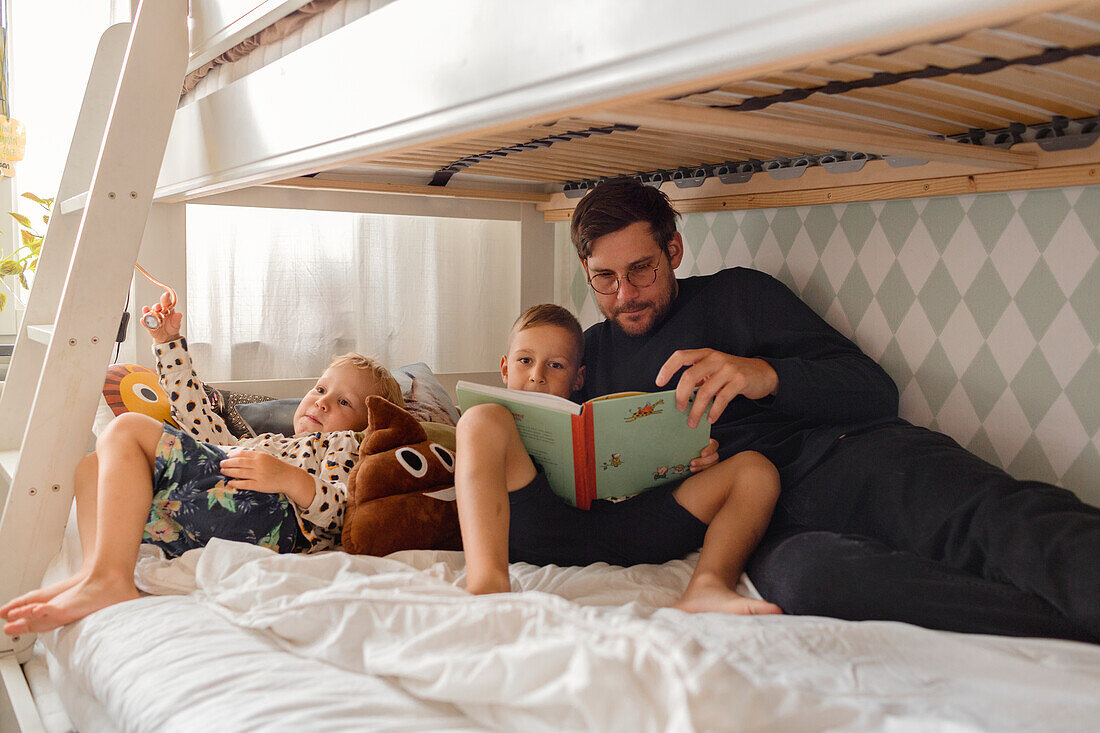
[577,267,900,487]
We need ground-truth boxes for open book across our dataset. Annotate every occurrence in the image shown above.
[455,382,711,509]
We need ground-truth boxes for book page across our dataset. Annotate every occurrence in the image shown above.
[455,383,579,499]
[588,389,711,500]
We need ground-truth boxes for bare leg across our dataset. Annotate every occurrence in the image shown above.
[454,404,537,595]
[670,451,783,615]
[0,454,102,621]
[2,414,165,635]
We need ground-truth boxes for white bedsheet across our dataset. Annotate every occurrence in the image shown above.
[41,540,1100,732]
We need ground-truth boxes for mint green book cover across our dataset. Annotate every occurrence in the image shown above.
[456,382,711,508]
[587,390,711,502]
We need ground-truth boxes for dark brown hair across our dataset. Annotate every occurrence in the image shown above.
[569,178,680,259]
[509,303,584,362]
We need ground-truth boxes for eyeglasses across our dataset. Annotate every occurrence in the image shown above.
[588,263,660,295]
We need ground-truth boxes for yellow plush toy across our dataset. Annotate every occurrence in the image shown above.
[102,363,178,427]
[341,396,462,556]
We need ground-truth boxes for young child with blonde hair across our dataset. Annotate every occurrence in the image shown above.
[455,303,783,615]
[2,294,402,635]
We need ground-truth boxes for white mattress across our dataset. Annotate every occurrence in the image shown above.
[36,537,1100,733]
[181,0,398,105]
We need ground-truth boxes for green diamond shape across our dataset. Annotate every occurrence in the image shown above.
[775,262,798,294]
[1014,259,1063,339]
[1061,444,1100,506]
[877,262,917,331]
[1018,189,1070,248]
[1072,186,1100,247]
[917,260,961,333]
[963,260,1011,337]
[740,210,770,258]
[839,202,876,248]
[1008,347,1062,427]
[837,267,874,328]
[1065,350,1100,434]
[680,213,710,259]
[1068,258,1100,343]
[770,208,803,255]
[966,193,1016,250]
[965,426,1002,469]
[920,197,965,253]
[1007,435,1059,485]
[878,199,920,254]
[878,338,913,390]
[570,264,590,312]
[803,205,838,255]
[710,212,738,262]
[915,341,957,414]
[800,262,836,317]
[960,344,1009,420]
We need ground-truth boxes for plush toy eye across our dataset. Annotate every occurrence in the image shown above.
[429,443,455,472]
[395,447,427,478]
[130,383,162,404]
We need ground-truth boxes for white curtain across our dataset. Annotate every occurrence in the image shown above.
[184,205,520,381]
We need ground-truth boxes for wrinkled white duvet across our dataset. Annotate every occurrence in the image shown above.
[42,540,1100,733]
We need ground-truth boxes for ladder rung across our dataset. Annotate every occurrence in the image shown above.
[26,325,54,345]
[60,192,88,215]
[0,449,17,488]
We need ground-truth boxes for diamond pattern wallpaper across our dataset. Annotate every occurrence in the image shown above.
[555,186,1100,507]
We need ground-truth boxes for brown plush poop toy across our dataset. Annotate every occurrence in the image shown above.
[341,395,462,556]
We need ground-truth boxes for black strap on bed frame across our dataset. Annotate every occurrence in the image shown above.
[427,124,638,187]
[711,42,1100,114]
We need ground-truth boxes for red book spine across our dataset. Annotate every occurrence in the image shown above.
[582,405,598,509]
[570,413,589,509]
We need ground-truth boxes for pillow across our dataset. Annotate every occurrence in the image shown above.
[102,364,178,427]
[237,363,461,437]
[392,362,460,425]
[237,398,300,437]
[202,385,274,439]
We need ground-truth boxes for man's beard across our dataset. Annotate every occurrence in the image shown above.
[605,279,675,338]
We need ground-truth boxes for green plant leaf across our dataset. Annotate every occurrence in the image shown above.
[20,229,36,246]
[0,291,6,312]
[0,258,21,276]
[9,212,31,229]
[18,271,28,289]
[21,192,47,205]
[28,237,42,253]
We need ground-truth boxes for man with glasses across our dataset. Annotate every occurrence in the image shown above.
[571,177,1099,643]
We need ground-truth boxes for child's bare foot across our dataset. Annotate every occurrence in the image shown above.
[0,571,89,621]
[464,569,511,595]
[673,577,783,616]
[2,573,139,635]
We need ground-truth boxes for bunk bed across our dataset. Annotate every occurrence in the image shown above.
[4,0,1100,730]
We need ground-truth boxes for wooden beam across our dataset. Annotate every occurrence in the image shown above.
[262,177,552,203]
[540,161,1100,220]
[583,101,1038,171]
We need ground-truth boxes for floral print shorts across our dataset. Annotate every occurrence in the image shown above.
[143,425,305,558]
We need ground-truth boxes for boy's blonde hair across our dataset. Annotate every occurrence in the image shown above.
[329,353,405,407]
[509,304,584,363]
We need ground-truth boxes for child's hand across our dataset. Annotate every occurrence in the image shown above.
[689,439,720,473]
[219,450,316,508]
[141,291,183,344]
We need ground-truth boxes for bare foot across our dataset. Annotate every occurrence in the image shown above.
[0,571,89,621]
[673,578,783,615]
[2,573,139,635]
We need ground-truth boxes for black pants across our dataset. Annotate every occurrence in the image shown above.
[747,422,1100,643]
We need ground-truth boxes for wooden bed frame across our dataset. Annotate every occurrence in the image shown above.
[2,0,1099,728]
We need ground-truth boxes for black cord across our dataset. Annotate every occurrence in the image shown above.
[114,288,131,363]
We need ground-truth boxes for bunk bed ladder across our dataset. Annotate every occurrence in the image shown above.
[0,1,188,728]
